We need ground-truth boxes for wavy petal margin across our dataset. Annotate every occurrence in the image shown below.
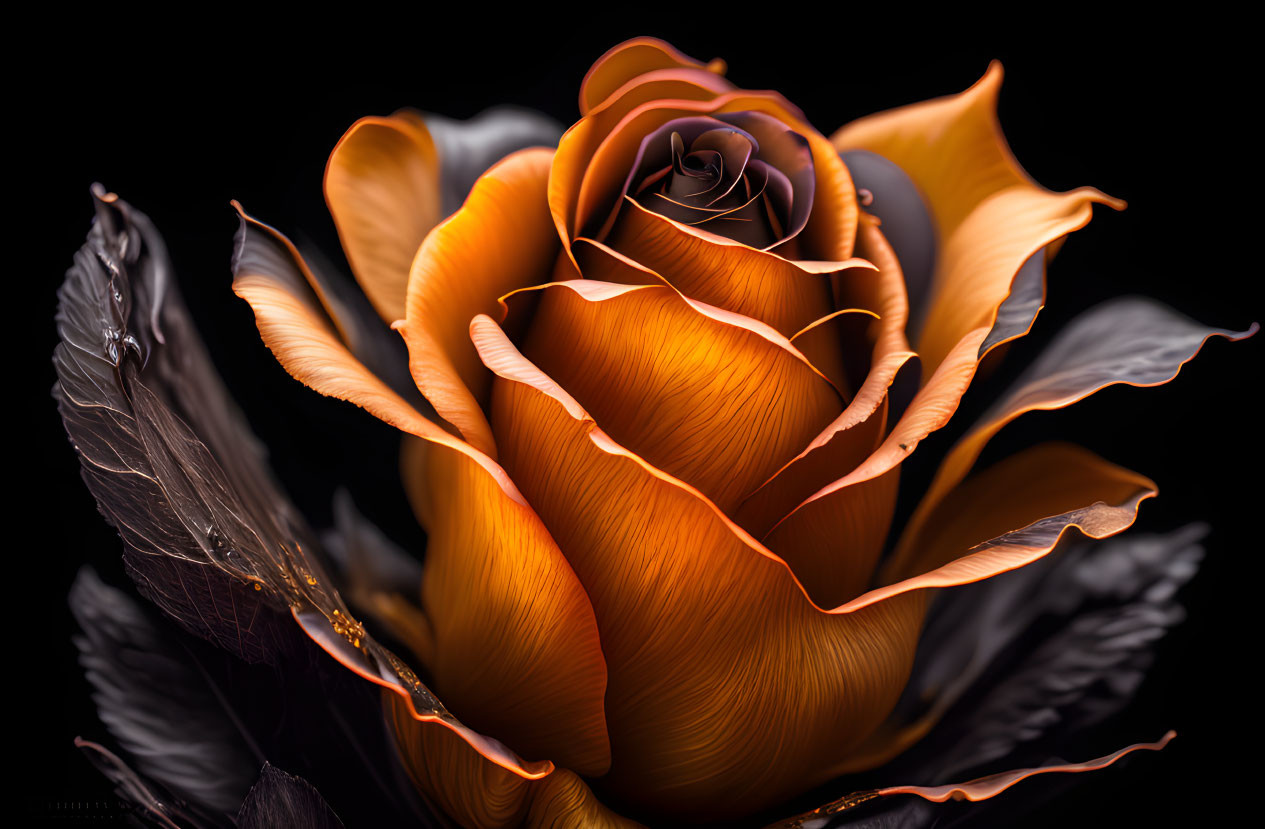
[832,62,1125,377]
[890,297,1257,579]
[770,732,1174,828]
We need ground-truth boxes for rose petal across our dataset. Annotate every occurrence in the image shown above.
[839,149,937,336]
[596,198,870,336]
[325,112,441,325]
[233,208,610,775]
[422,106,564,216]
[398,147,559,458]
[735,216,914,543]
[407,441,611,776]
[556,91,856,262]
[579,36,725,114]
[889,297,1258,581]
[500,280,842,514]
[773,732,1174,827]
[886,443,1156,586]
[789,308,880,399]
[473,314,924,819]
[832,62,1125,377]
[387,706,643,828]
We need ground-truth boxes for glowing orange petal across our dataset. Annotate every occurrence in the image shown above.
[832,62,1125,375]
[735,215,915,538]
[500,281,842,514]
[408,441,611,776]
[579,36,727,114]
[388,703,643,829]
[473,313,924,820]
[885,443,1156,585]
[895,298,1258,576]
[600,197,871,336]
[325,112,441,324]
[398,147,558,458]
[877,731,1176,803]
[773,732,1175,826]
[789,308,879,399]
[235,208,609,775]
[232,206,445,447]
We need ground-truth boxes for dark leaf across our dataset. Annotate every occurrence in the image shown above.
[236,763,345,829]
[71,567,260,821]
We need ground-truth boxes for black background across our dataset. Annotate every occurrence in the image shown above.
[17,12,1260,827]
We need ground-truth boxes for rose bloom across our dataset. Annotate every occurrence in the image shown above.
[55,37,1254,828]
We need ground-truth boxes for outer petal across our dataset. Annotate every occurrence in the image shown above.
[422,107,564,216]
[233,207,611,776]
[579,36,725,114]
[504,280,843,514]
[325,112,441,324]
[474,313,925,819]
[398,147,559,457]
[886,443,1156,585]
[388,705,643,829]
[410,440,611,776]
[832,62,1125,375]
[888,297,1257,580]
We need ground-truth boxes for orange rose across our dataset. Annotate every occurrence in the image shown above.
[219,38,1256,827]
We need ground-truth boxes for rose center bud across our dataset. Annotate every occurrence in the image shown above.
[618,113,816,251]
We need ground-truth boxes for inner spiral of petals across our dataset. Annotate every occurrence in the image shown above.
[619,113,813,250]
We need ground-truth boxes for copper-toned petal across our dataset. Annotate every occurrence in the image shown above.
[398,147,558,458]
[388,702,643,829]
[877,731,1175,803]
[735,216,914,547]
[324,112,441,325]
[885,443,1156,585]
[232,206,454,451]
[789,308,880,399]
[501,280,843,514]
[771,732,1174,827]
[579,36,724,114]
[234,204,610,775]
[473,314,924,819]
[409,439,611,776]
[893,297,1258,578]
[832,62,1125,376]
[599,197,870,337]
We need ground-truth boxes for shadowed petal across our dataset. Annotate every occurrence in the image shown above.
[891,297,1257,579]
[501,280,843,514]
[325,112,441,324]
[237,764,345,829]
[398,147,558,458]
[423,107,564,216]
[554,90,856,263]
[832,63,1125,377]
[839,150,937,337]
